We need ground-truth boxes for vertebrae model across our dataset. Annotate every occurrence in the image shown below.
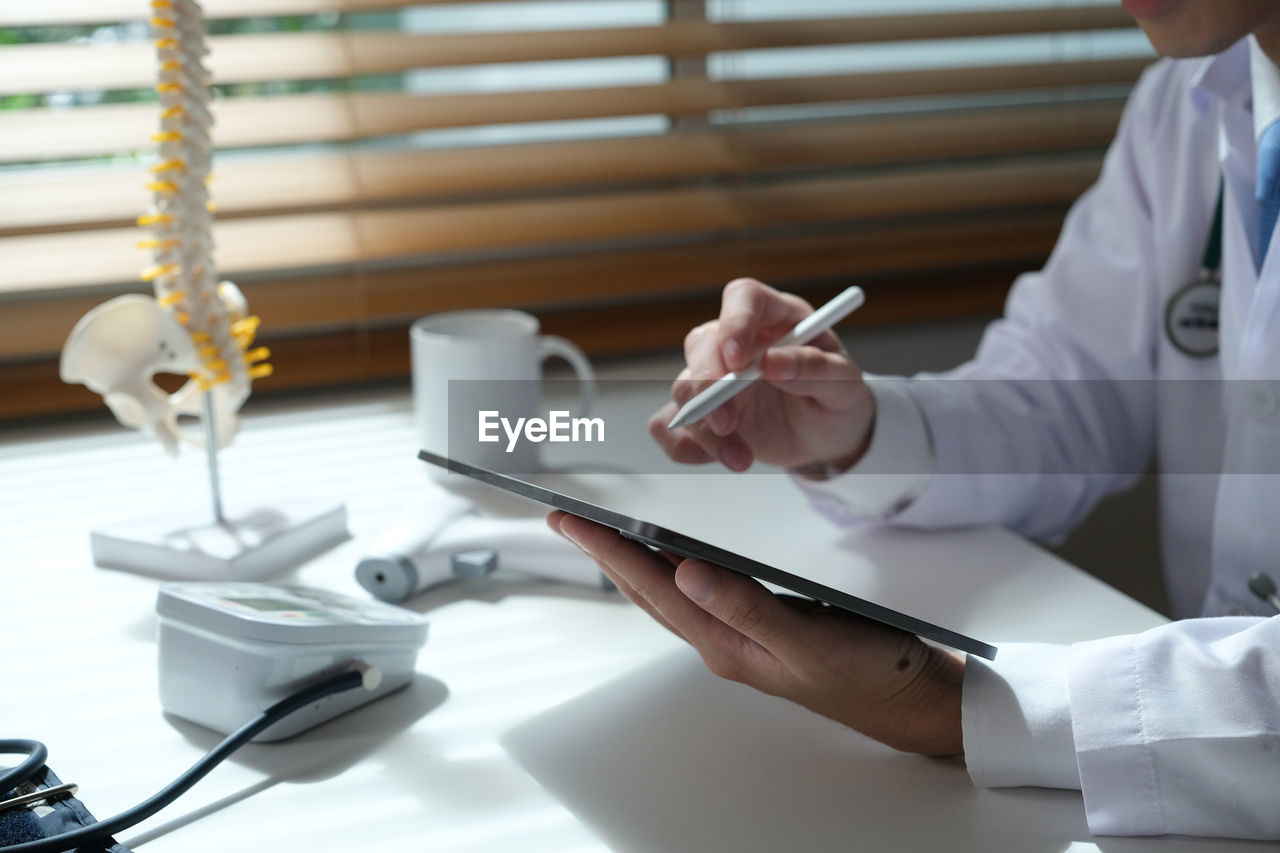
[61,0,271,455]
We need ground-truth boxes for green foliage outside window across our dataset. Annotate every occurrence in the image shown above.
[0,12,404,112]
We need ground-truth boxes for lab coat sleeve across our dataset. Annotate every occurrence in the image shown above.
[790,377,933,519]
[962,643,1080,790]
[803,63,1175,543]
[964,616,1280,839]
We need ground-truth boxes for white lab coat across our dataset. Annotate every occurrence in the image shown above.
[800,39,1280,838]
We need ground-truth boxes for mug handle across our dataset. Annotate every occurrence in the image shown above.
[538,335,596,417]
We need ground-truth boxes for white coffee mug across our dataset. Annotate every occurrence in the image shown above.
[411,310,595,475]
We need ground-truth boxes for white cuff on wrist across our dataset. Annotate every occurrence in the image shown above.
[963,643,1081,790]
[790,377,934,521]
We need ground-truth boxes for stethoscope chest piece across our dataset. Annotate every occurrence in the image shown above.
[1166,178,1224,359]
[1165,272,1220,357]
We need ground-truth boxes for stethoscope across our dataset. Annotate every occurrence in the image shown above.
[1249,571,1280,613]
[1164,181,1223,357]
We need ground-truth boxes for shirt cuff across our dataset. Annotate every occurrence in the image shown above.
[962,643,1081,790]
[790,376,934,522]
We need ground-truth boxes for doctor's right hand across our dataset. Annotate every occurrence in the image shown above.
[649,278,875,473]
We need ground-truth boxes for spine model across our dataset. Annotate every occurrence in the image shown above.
[143,0,271,406]
[60,0,271,456]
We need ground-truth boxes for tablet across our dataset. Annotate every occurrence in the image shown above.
[419,450,996,660]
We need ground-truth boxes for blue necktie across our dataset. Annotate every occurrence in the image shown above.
[1257,118,1280,263]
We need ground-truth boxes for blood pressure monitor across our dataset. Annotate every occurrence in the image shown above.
[156,583,429,741]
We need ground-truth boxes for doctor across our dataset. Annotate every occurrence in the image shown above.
[550,0,1280,840]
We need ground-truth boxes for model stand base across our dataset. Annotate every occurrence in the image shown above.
[90,498,349,581]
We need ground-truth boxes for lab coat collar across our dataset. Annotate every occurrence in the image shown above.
[1190,38,1252,115]
[1248,36,1280,142]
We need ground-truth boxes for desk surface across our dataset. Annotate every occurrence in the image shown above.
[1,373,1264,853]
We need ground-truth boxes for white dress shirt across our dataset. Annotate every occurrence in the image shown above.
[796,38,1280,839]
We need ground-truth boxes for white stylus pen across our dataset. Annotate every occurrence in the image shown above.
[667,285,866,430]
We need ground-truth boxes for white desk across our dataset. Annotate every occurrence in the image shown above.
[1,373,1262,853]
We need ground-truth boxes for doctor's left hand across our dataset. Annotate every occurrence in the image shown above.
[548,511,966,758]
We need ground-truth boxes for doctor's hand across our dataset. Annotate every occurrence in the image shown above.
[549,511,965,757]
[650,278,875,473]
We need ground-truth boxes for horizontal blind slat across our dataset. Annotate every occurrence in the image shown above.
[0,0,507,28]
[0,2,1134,31]
[0,9,1137,96]
[0,154,1102,294]
[0,261,1027,420]
[0,211,1068,362]
[727,7,1135,46]
[0,57,1148,162]
[0,100,1125,235]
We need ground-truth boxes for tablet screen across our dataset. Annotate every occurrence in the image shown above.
[419,450,996,660]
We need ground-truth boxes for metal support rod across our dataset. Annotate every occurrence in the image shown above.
[202,390,225,523]
[667,0,709,131]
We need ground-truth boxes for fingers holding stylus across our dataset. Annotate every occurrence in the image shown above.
[648,402,755,471]
[676,329,736,427]
[716,279,822,370]
[683,289,841,384]
[668,370,740,438]
[677,281,847,430]
[656,281,867,472]
[759,347,865,411]
[654,366,750,465]
[652,345,860,467]
[648,406,713,465]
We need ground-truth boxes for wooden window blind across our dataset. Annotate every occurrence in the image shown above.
[0,1,1149,418]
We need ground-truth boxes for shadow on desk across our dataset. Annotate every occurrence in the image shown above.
[128,673,447,847]
[502,652,1238,853]
[166,672,448,780]
[393,571,622,613]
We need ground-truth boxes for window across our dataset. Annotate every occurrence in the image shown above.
[0,0,1150,418]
